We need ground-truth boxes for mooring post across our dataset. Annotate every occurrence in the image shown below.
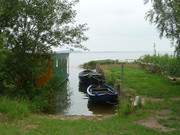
[119,62,124,96]
[116,82,121,96]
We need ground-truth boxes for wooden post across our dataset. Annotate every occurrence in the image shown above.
[117,83,121,96]
[121,63,124,81]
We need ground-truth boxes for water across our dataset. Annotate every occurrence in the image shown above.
[55,51,170,115]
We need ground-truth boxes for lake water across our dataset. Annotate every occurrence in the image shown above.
[55,51,171,115]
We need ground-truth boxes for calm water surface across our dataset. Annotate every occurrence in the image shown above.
[55,51,168,115]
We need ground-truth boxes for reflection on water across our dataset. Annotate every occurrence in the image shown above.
[55,81,71,114]
[45,79,71,114]
[88,102,117,115]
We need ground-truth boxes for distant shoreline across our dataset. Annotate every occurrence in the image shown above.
[71,50,174,54]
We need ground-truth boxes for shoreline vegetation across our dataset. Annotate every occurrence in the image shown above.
[0,55,180,134]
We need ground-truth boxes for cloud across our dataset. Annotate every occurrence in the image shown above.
[70,0,173,52]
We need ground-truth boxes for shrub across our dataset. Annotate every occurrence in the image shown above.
[138,55,180,77]
[30,75,70,113]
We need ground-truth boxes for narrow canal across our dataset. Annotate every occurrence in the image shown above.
[55,51,153,115]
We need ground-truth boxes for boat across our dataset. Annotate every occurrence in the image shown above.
[87,83,118,103]
[79,82,89,93]
[79,69,94,83]
[79,70,104,85]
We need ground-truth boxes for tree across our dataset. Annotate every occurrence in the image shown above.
[145,0,180,56]
[0,0,87,97]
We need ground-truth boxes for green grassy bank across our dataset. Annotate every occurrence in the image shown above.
[102,64,180,98]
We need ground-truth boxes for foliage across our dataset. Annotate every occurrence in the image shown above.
[0,0,87,50]
[146,0,180,56]
[0,0,87,98]
[30,75,70,113]
[0,75,69,115]
[138,54,180,77]
[0,34,10,94]
[0,96,30,119]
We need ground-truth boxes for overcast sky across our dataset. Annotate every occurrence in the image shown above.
[60,0,175,52]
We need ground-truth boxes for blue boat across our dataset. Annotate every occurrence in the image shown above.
[87,83,118,103]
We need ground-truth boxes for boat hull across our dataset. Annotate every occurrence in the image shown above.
[88,94,118,103]
[79,70,104,85]
[87,84,118,103]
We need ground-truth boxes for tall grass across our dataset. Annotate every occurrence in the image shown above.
[0,97,30,119]
[138,54,180,77]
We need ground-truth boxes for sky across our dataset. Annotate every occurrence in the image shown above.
[58,0,175,52]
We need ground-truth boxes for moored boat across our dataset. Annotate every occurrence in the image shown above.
[79,69,93,83]
[87,83,118,103]
[79,70,104,85]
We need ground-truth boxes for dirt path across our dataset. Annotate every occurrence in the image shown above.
[136,110,175,132]
[43,114,113,121]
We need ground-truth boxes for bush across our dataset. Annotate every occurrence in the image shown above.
[0,97,30,119]
[30,75,70,113]
[138,54,180,77]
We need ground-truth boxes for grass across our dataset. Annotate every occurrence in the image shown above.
[0,63,180,134]
[102,64,180,98]
[0,106,180,135]
[101,63,180,133]
[0,113,176,135]
[0,97,30,119]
